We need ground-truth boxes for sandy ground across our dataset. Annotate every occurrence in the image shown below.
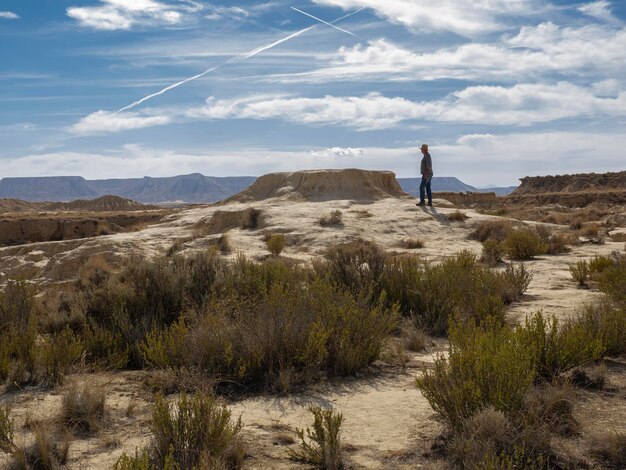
[0,185,625,468]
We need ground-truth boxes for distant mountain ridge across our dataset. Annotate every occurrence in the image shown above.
[0,174,257,203]
[397,177,516,197]
[0,174,516,203]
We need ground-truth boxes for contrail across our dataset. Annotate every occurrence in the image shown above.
[290,6,358,38]
[116,7,365,113]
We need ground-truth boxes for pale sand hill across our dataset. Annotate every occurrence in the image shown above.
[0,170,624,469]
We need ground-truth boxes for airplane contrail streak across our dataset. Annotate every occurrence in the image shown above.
[290,6,358,38]
[116,7,365,113]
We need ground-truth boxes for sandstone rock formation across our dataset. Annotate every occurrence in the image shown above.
[224,169,408,203]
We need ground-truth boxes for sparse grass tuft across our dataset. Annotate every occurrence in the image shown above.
[319,210,343,227]
[589,431,626,468]
[59,382,106,435]
[290,406,344,470]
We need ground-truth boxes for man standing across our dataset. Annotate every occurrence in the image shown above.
[417,144,433,206]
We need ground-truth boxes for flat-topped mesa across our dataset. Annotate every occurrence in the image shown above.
[223,169,408,203]
[511,171,626,195]
[506,171,626,206]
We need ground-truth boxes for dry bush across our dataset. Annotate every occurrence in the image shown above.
[504,229,547,260]
[289,406,343,470]
[266,233,286,256]
[469,220,513,243]
[0,408,69,470]
[480,239,504,266]
[351,210,372,219]
[59,382,106,435]
[534,226,570,255]
[589,431,626,468]
[569,366,606,389]
[217,233,232,254]
[447,210,468,222]
[143,368,215,396]
[319,210,343,227]
[402,319,429,352]
[116,392,244,470]
[522,381,579,436]
[10,424,70,470]
[580,223,600,238]
[240,207,261,230]
[447,407,513,468]
[399,239,425,249]
[497,263,532,304]
[320,239,387,294]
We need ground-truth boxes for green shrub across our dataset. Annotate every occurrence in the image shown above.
[576,303,626,357]
[480,239,504,266]
[151,392,243,469]
[40,326,84,386]
[588,255,613,275]
[0,281,36,333]
[521,312,603,380]
[417,319,538,431]
[569,260,589,286]
[381,252,511,335]
[266,233,286,256]
[290,406,343,470]
[597,261,626,306]
[504,230,547,260]
[319,210,343,227]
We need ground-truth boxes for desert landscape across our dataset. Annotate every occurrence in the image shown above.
[0,168,624,469]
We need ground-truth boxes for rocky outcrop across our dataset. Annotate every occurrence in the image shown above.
[506,171,626,207]
[225,169,407,203]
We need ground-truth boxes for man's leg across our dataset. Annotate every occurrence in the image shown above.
[418,177,426,204]
[426,176,433,205]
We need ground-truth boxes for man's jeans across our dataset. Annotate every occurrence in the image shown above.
[420,175,432,204]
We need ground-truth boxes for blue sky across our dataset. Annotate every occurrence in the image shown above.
[1,0,625,186]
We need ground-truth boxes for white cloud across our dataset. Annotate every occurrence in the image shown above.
[0,11,19,19]
[578,1,619,23]
[312,0,544,36]
[66,0,198,30]
[311,147,365,157]
[68,110,171,135]
[267,23,626,83]
[185,82,626,129]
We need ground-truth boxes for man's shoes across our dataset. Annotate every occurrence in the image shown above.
[427,202,433,207]
[416,201,426,206]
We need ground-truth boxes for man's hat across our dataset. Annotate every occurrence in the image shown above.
[420,144,428,150]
